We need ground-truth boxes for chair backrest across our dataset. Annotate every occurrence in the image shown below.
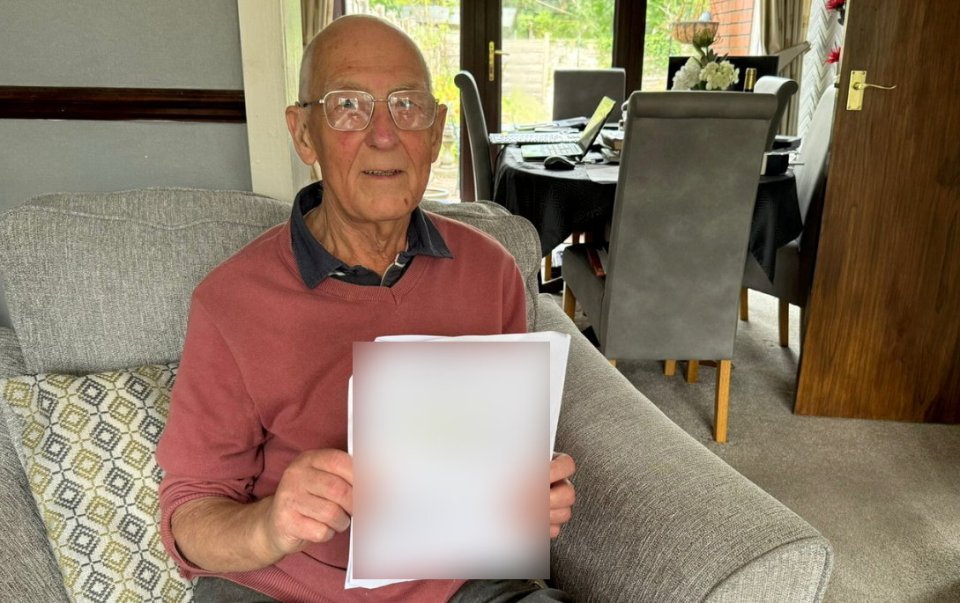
[600,91,776,360]
[0,189,545,375]
[791,85,838,277]
[552,68,626,124]
[796,86,837,224]
[453,70,494,201]
[668,55,779,90]
[0,189,289,374]
[754,76,799,150]
[773,42,810,75]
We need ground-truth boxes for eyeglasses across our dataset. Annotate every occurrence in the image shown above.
[297,89,439,131]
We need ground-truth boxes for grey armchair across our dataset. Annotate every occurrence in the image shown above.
[0,188,834,602]
[741,86,838,346]
[454,70,494,202]
[552,68,626,124]
[754,76,799,150]
[562,90,777,443]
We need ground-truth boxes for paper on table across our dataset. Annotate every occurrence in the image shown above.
[584,162,619,184]
[344,331,570,590]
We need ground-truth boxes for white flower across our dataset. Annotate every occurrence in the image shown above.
[672,57,702,90]
[701,60,739,91]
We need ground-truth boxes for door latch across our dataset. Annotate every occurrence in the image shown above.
[487,41,508,82]
[847,70,898,111]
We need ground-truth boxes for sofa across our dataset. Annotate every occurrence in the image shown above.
[0,188,833,602]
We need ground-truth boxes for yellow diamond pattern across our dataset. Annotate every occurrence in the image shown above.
[0,364,193,602]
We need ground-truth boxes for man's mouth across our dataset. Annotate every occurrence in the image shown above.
[363,169,402,177]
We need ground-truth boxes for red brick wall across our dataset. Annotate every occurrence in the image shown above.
[710,0,754,56]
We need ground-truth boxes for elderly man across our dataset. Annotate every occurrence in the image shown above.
[157,14,575,603]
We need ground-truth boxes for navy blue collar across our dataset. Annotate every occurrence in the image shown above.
[289,181,453,288]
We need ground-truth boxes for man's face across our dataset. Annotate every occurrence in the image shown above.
[289,23,447,225]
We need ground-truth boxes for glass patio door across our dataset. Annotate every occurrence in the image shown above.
[343,1,462,202]
[342,1,622,201]
[499,1,615,127]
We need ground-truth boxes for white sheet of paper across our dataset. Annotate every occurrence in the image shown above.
[584,162,619,184]
[344,331,570,590]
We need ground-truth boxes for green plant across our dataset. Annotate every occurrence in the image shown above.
[644,0,713,90]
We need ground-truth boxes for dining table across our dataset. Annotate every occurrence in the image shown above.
[491,146,803,281]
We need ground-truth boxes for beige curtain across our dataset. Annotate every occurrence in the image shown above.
[302,0,336,46]
[301,0,338,181]
[760,0,805,135]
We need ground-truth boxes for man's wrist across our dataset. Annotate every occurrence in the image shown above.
[172,496,287,573]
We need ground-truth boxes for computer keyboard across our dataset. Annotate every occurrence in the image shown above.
[488,131,581,145]
[519,142,583,159]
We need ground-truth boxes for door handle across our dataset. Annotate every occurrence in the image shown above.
[847,70,898,111]
[488,41,508,82]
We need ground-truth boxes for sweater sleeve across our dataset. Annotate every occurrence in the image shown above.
[156,294,267,576]
[503,260,528,335]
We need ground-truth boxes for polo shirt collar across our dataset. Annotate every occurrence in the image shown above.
[289,181,453,289]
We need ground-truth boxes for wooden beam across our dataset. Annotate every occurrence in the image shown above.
[0,86,245,122]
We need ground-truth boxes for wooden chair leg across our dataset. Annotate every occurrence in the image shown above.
[739,287,749,321]
[685,360,699,383]
[778,299,790,347]
[664,360,677,376]
[714,359,732,443]
[543,252,553,282]
[562,284,577,320]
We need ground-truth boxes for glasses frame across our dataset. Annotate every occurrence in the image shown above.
[297,89,440,131]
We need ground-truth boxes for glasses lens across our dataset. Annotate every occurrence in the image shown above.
[323,91,374,131]
[387,90,437,130]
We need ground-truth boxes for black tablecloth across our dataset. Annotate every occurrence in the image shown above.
[492,149,802,281]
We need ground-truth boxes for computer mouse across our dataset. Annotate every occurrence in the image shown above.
[543,155,577,171]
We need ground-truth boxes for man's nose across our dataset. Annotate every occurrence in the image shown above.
[365,102,400,147]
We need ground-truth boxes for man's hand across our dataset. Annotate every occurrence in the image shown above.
[264,449,354,557]
[171,448,353,573]
[549,452,576,539]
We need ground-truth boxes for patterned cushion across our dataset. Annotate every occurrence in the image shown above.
[0,364,192,603]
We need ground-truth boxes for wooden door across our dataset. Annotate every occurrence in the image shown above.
[795,1,960,421]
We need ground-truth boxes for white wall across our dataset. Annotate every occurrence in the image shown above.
[0,0,252,212]
[0,0,254,327]
[0,0,244,88]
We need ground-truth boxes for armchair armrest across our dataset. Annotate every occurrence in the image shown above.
[0,327,26,378]
[535,297,832,602]
[0,391,69,601]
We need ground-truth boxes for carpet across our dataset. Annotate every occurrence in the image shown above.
[554,291,960,602]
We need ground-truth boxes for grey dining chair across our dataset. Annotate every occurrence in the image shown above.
[740,85,838,347]
[562,90,777,443]
[552,68,626,124]
[754,76,799,151]
[455,69,556,285]
[454,70,494,201]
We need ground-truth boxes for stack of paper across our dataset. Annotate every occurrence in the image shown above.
[345,331,570,589]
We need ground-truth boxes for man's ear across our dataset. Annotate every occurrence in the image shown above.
[285,105,319,165]
[429,103,448,163]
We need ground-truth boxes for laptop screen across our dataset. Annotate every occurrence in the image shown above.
[577,96,618,151]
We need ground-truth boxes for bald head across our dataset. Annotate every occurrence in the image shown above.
[298,15,432,104]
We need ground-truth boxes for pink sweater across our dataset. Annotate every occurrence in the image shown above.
[157,212,527,602]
